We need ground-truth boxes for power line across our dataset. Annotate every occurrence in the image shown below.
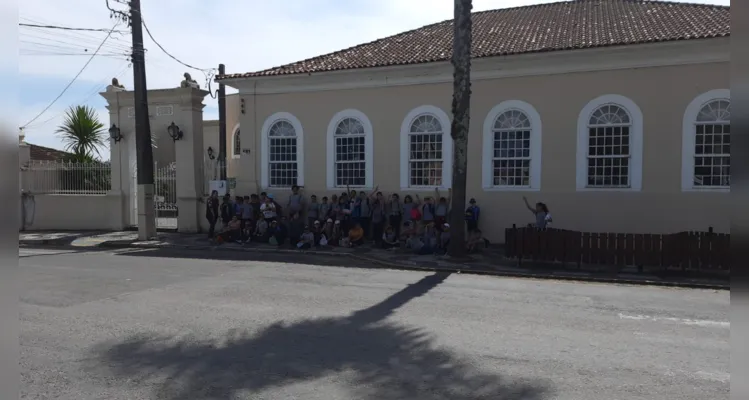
[25,63,132,129]
[20,51,129,58]
[20,40,129,56]
[20,31,132,52]
[19,22,127,34]
[20,24,120,129]
[140,17,218,97]
[140,17,211,73]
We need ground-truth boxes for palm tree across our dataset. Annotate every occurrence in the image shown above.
[55,105,106,160]
[447,0,473,257]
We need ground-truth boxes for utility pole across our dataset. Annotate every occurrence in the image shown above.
[218,63,227,181]
[129,0,156,240]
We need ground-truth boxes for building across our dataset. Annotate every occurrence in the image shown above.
[213,0,730,241]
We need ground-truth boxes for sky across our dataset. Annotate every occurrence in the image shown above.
[12,0,731,153]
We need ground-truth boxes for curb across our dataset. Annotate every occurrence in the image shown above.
[21,240,729,290]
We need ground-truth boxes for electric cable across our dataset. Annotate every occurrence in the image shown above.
[20,23,120,128]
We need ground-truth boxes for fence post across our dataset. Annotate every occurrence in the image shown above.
[707,226,714,271]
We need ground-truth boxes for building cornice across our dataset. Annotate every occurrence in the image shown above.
[100,87,209,107]
[223,38,729,95]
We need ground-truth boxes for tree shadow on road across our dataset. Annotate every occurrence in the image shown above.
[88,271,552,399]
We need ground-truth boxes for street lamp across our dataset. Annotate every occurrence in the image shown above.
[167,122,183,141]
[108,124,123,143]
[206,146,215,160]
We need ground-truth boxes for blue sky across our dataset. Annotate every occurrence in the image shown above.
[12,0,730,154]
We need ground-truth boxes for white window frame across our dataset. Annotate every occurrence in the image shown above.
[681,89,730,192]
[399,105,453,190]
[231,123,241,159]
[482,100,543,191]
[326,109,374,190]
[576,94,643,192]
[260,112,305,189]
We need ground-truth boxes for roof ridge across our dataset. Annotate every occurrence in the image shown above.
[218,0,729,79]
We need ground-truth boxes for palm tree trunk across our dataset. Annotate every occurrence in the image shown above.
[448,0,473,257]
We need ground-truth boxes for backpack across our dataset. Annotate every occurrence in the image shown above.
[464,207,475,221]
[410,207,422,221]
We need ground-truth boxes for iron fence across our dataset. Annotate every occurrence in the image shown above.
[21,160,111,195]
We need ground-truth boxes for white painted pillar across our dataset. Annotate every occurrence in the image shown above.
[100,86,130,230]
[172,87,209,233]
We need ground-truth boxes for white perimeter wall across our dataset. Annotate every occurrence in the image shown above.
[21,194,125,231]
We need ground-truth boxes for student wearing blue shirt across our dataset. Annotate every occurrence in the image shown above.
[464,198,480,232]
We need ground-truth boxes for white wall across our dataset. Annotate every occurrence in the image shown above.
[21,194,125,231]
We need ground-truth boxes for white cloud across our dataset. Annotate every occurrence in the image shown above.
[17,0,730,151]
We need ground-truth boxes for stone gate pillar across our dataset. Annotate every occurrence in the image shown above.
[100,81,131,230]
[172,86,209,233]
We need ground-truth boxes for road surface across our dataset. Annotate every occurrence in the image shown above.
[20,247,729,399]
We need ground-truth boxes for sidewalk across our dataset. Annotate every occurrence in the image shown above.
[19,230,728,290]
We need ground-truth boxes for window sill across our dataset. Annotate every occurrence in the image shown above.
[400,186,451,192]
[327,186,374,192]
[482,186,540,192]
[575,187,641,192]
[682,187,730,193]
[231,155,240,160]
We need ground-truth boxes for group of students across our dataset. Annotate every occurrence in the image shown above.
[204,184,552,252]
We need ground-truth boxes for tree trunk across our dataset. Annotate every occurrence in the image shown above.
[448,0,473,258]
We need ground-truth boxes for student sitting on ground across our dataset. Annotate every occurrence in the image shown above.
[253,218,269,242]
[422,222,438,250]
[466,229,485,253]
[297,225,314,250]
[217,215,242,244]
[405,230,427,254]
[346,222,365,247]
[320,218,334,246]
[381,225,399,249]
[311,220,323,246]
[268,220,287,246]
[400,220,416,244]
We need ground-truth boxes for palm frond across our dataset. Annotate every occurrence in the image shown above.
[55,105,106,161]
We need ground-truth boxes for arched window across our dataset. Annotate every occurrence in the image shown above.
[482,100,542,190]
[576,94,643,191]
[586,105,632,188]
[682,89,730,190]
[400,105,452,190]
[231,125,241,158]
[260,112,305,188]
[326,109,373,189]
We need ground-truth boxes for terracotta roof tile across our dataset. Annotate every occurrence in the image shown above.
[28,143,72,161]
[217,0,730,80]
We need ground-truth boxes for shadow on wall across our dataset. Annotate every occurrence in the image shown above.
[86,272,552,399]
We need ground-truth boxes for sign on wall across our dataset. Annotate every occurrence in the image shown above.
[209,180,227,196]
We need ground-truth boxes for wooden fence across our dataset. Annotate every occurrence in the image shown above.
[504,226,730,272]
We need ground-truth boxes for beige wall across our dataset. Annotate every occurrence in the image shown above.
[22,194,125,231]
[205,94,241,179]
[230,61,730,241]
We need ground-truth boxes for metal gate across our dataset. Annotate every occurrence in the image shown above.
[154,162,178,229]
[130,162,178,230]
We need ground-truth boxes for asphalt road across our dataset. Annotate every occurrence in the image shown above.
[20,247,730,400]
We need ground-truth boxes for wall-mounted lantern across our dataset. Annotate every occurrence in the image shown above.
[109,124,123,143]
[207,146,215,160]
[167,122,183,141]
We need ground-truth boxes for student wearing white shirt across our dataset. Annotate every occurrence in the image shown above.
[260,194,278,222]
